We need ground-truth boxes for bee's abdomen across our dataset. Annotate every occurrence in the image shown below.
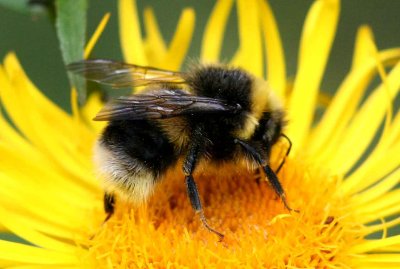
[102,120,178,175]
[94,120,178,203]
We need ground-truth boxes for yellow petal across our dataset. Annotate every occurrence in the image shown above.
[306,27,381,156]
[118,0,147,65]
[0,207,80,241]
[84,13,111,59]
[0,172,97,237]
[161,8,195,70]
[3,53,94,145]
[258,0,286,98]
[0,117,99,198]
[341,125,400,195]
[367,35,394,160]
[350,235,400,254]
[356,189,400,214]
[1,54,97,187]
[350,167,400,206]
[0,141,97,203]
[143,7,167,67]
[352,254,400,268]
[363,217,400,236]
[287,0,340,149]
[352,264,400,269]
[307,49,400,164]
[235,0,263,77]
[383,108,400,147]
[351,25,375,71]
[0,107,36,157]
[354,190,400,223]
[80,92,106,134]
[0,263,82,269]
[0,113,98,203]
[201,0,234,63]
[229,48,242,67]
[0,240,79,265]
[70,87,80,120]
[327,60,400,174]
[0,207,77,253]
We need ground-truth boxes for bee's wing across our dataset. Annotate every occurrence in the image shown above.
[94,89,242,121]
[67,59,185,88]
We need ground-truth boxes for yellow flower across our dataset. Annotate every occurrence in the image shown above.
[1,0,400,268]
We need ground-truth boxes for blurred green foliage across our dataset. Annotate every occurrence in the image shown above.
[0,0,33,14]
[0,0,399,108]
[55,0,87,103]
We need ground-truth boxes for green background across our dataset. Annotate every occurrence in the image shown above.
[1,0,400,112]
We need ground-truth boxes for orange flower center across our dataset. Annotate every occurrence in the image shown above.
[88,143,361,268]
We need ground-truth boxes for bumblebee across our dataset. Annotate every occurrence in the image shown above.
[68,60,294,239]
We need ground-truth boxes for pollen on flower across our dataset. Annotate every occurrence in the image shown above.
[87,143,361,268]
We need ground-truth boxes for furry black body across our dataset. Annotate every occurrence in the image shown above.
[100,66,281,182]
[101,120,179,180]
[68,60,291,238]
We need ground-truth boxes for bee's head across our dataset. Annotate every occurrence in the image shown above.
[251,111,285,147]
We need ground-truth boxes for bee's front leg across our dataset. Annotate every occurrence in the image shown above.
[234,138,298,213]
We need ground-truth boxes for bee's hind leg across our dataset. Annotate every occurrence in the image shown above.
[89,193,115,240]
[103,192,115,223]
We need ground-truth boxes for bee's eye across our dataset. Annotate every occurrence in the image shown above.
[269,119,282,144]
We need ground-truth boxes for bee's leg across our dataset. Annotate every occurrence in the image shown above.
[185,175,224,239]
[234,139,298,213]
[183,143,224,239]
[262,165,298,212]
[103,192,115,223]
[275,133,292,173]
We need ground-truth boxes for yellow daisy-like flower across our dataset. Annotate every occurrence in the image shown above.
[1,0,400,268]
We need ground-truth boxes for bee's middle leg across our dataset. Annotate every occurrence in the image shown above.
[183,141,224,239]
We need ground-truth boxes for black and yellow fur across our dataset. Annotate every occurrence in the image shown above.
[68,61,292,238]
